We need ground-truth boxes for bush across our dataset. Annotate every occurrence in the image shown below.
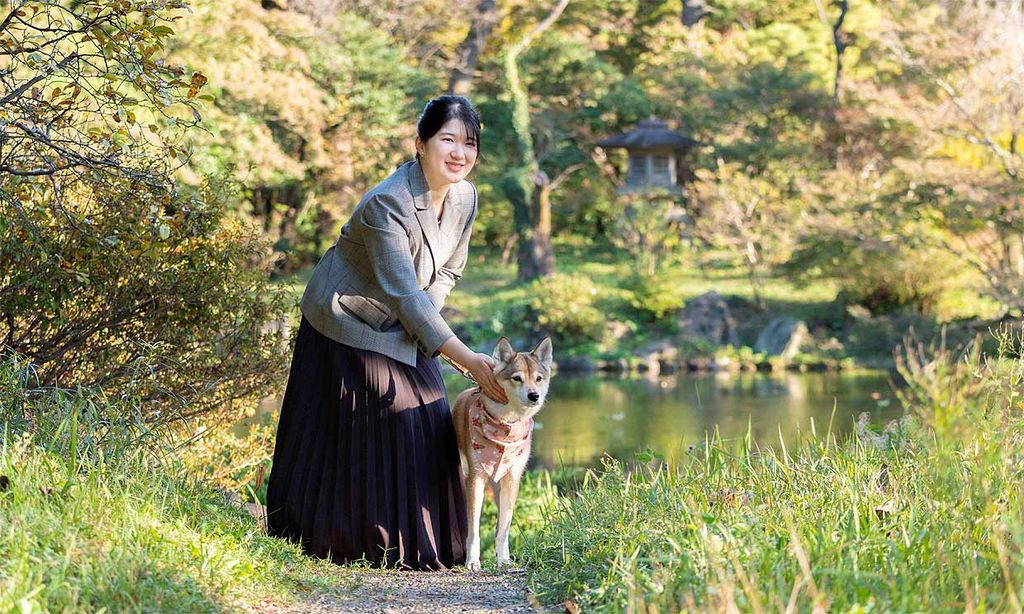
[1,174,291,429]
[786,238,959,315]
[526,273,604,345]
[0,0,290,428]
[625,272,687,321]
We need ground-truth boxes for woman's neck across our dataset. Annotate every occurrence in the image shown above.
[427,186,449,214]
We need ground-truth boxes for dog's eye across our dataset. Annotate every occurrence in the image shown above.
[535,375,543,382]
[512,375,523,382]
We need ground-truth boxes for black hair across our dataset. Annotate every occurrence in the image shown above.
[415,95,482,159]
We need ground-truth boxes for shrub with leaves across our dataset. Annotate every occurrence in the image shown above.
[526,272,603,345]
[625,272,687,321]
[1,0,290,428]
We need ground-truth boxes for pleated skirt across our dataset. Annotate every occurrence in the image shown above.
[266,317,467,570]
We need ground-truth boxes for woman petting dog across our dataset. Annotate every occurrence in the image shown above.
[265,95,508,571]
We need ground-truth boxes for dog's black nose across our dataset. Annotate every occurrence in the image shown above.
[528,391,540,402]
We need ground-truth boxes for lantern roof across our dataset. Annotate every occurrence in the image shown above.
[597,118,697,151]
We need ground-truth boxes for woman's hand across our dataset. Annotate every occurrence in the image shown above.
[439,337,508,405]
[466,353,508,404]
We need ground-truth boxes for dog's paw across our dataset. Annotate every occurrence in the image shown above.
[496,556,512,569]
[465,559,482,572]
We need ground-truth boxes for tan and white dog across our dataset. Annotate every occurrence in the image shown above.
[451,336,553,571]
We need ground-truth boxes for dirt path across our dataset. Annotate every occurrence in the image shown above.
[259,569,538,613]
[240,501,538,612]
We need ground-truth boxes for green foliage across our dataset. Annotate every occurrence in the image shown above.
[526,273,604,345]
[523,330,1024,611]
[1,0,292,428]
[169,2,434,270]
[0,0,204,188]
[787,228,964,315]
[693,162,801,306]
[625,272,686,321]
[1,171,291,427]
[610,191,688,276]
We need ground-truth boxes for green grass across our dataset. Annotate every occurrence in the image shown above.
[447,244,840,331]
[0,362,345,612]
[520,331,1024,612]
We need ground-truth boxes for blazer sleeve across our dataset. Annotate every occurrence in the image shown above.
[358,192,455,357]
[427,198,477,310]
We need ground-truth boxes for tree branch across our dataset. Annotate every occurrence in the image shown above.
[0,51,79,106]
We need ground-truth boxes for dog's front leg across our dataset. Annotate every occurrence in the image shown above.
[464,470,487,571]
[495,472,521,569]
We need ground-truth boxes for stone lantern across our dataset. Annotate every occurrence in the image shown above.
[596,118,697,194]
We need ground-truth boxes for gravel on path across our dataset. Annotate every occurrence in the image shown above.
[257,568,539,613]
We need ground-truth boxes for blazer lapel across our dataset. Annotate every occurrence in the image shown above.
[438,187,463,240]
[408,160,441,281]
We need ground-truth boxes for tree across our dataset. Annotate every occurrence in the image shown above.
[0,0,202,185]
[692,161,800,308]
[1,0,290,427]
[447,0,502,96]
[831,0,1024,315]
[167,1,431,270]
[500,0,571,282]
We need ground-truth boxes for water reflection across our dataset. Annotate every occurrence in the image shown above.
[248,371,901,470]
[445,370,900,469]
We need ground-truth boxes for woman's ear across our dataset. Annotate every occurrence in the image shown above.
[414,136,424,157]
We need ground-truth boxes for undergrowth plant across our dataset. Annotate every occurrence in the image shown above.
[523,327,1024,612]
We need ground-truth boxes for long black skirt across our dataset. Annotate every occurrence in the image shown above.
[266,317,467,570]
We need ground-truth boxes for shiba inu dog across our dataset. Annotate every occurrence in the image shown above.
[451,336,553,571]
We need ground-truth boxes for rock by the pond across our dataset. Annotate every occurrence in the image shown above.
[658,359,679,374]
[685,357,713,372]
[598,358,630,372]
[677,291,740,347]
[555,355,597,372]
[754,317,809,361]
[633,340,678,375]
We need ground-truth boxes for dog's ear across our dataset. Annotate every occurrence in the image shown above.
[531,337,553,369]
[493,337,515,365]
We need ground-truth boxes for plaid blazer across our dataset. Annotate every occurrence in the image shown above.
[300,159,478,366]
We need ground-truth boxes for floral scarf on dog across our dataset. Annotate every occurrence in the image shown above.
[468,394,533,482]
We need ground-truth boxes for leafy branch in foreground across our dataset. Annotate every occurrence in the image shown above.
[1,0,289,428]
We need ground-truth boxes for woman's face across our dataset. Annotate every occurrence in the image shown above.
[416,118,478,190]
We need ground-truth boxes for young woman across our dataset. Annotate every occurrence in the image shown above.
[266,95,507,571]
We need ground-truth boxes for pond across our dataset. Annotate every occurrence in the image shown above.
[253,370,901,470]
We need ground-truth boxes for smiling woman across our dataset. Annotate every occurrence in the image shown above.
[265,95,507,571]
[415,106,481,201]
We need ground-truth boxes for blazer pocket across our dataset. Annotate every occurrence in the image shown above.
[337,292,392,331]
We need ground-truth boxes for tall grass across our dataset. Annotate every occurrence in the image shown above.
[0,356,340,612]
[523,329,1024,612]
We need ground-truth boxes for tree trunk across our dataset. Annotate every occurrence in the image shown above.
[832,0,848,106]
[532,178,556,277]
[502,0,571,282]
[447,0,501,96]
[681,0,712,26]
